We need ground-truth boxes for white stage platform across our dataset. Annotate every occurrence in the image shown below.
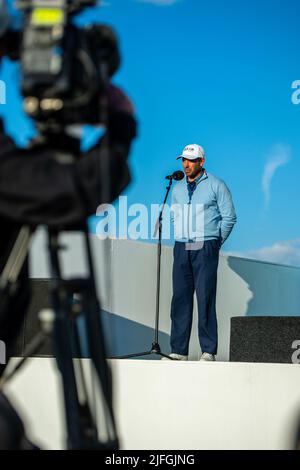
[4,358,300,450]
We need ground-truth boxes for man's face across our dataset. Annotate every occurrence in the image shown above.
[182,157,204,180]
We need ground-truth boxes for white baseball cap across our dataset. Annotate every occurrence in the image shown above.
[177,143,205,161]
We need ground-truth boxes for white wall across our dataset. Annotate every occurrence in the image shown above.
[29,230,300,361]
[5,358,300,450]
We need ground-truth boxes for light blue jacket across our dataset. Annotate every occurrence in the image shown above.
[171,170,237,244]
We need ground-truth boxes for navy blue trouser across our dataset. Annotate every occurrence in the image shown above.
[170,240,220,356]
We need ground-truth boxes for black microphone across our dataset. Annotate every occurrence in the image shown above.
[165,170,184,181]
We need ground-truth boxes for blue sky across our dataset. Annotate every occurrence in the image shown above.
[1,0,300,265]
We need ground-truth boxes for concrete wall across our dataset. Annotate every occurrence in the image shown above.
[29,229,300,361]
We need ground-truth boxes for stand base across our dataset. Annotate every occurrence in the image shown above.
[110,343,177,360]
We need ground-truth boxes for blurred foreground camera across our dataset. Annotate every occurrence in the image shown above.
[15,0,120,130]
[0,0,137,450]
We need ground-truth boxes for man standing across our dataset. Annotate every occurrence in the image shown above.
[168,144,236,361]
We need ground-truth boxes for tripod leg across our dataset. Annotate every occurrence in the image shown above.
[51,288,86,448]
[0,225,32,378]
[81,229,118,447]
[0,226,32,319]
[48,230,91,449]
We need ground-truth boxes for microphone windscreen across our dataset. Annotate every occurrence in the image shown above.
[173,171,184,181]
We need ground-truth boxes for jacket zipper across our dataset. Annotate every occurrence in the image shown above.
[186,171,208,241]
[187,193,191,241]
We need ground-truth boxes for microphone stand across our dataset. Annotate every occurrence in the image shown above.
[111,175,177,360]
